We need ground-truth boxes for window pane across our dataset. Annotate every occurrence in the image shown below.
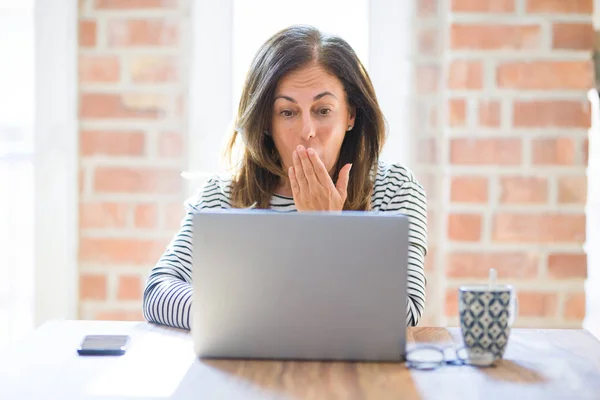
[232,0,369,114]
[0,1,35,351]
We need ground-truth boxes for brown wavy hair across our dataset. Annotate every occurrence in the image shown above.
[225,25,387,210]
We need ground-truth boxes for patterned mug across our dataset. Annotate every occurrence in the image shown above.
[458,284,518,365]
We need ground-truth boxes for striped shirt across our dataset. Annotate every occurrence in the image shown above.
[143,161,428,329]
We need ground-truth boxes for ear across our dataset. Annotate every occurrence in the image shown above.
[347,105,356,128]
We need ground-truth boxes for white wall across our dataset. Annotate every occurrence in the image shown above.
[585,89,600,338]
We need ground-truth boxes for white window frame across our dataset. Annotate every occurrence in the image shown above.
[33,0,79,325]
[187,0,413,195]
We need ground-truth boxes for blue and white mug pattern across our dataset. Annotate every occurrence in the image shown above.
[459,285,518,361]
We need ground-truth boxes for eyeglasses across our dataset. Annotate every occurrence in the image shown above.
[405,345,497,370]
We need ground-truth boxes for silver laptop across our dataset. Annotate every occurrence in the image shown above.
[191,209,409,362]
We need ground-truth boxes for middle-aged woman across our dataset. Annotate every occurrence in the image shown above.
[143,24,428,330]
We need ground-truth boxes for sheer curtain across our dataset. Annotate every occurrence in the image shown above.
[0,0,35,351]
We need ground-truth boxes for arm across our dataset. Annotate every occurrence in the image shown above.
[142,211,195,330]
[385,179,428,326]
[143,177,226,329]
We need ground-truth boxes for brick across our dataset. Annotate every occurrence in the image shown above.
[79,274,107,300]
[448,99,466,126]
[558,176,587,203]
[497,61,592,90]
[499,176,547,204]
[451,24,541,50]
[417,138,437,164]
[424,246,436,273]
[158,132,183,158]
[526,0,592,14]
[583,138,589,165]
[414,102,428,128]
[417,65,439,93]
[80,130,145,156]
[532,138,576,165]
[79,93,169,119]
[552,23,594,50]
[418,0,437,16]
[80,202,129,229]
[513,101,590,128]
[107,19,178,47]
[451,0,514,12]
[430,106,438,128]
[418,173,437,202]
[446,252,538,279]
[418,29,437,55]
[427,209,437,238]
[448,60,483,89]
[176,94,185,117]
[79,20,96,48]
[518,291,557,317]
[95,0,178,8]
[492,213,586,243]
[79,237,167,264]
[478,100,501,128]
[95,310,144,321]
[450,138,521,165]
[117,275,143,301]
[547,253,587,279]
[564,292,586,320]
[165,202,184,230]
[448,213,482,242]
[79,167,86,194]
[445,288,458,317]
[134,203,159,229]
[93,167,182,194]
[129,55,178,83]
[79,55,120,84]
[450,176,488,203]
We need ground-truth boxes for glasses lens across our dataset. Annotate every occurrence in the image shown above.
[406,347,444,370]
[456,347,495,367]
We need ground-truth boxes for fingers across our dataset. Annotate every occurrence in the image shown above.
[292,148,309,193]
[296,146,320,188]
[335,163,352,200]
[289,166,300,198]
[307,148,336,190]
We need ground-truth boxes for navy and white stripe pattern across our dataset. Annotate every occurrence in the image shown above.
[143,161,428,329]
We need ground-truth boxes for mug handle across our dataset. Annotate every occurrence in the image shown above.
[508,289,519,326]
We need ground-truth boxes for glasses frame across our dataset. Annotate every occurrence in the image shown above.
[405,345,498,370]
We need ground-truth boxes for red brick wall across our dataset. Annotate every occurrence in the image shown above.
[77,0,188,320]
[416,0,592,328]
[76,0,592,328]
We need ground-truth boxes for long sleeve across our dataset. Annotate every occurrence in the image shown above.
[143,177,228,329]
[384,179,428,327]
[142,211,195,330]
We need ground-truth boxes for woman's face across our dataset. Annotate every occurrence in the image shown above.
[270,63,355,175]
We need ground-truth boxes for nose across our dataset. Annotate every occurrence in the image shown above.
[300,114,316,141]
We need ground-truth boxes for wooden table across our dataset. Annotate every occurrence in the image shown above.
[1,320,599,399]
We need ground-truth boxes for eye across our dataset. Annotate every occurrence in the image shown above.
[318,108,332,116]
[280,110,294,117]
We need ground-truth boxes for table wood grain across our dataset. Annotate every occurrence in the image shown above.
[1,320,599,399]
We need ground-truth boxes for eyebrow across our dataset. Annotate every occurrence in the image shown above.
[273,91,337,103]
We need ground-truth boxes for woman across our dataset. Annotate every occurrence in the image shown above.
[143,25,427,330]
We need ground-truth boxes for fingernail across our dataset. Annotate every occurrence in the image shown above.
[349,164,353,171]
[307,148,316,156]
